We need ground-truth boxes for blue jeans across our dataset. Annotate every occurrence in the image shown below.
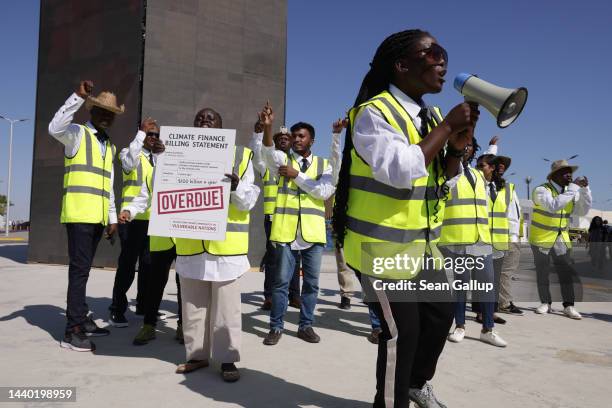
[270,243,323,330]
[452,253,495,330]
[368,304,381,329]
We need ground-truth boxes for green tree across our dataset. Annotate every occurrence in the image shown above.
[0,194,14,217]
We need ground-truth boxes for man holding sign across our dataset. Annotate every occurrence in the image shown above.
[169,108,259,382]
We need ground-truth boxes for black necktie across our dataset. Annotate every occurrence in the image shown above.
[418,108,430,137]
[464,166,476,190]
[489,182,498,202]
[148,153,154,167]
[300,158,308,172]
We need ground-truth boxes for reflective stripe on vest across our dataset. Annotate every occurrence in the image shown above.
[263,168,278,215]
[529,183,574,249]
[439,167,491,246]
[121,152,153,220]
[61,125,115,225]
[269,154,328,244]
[343,90,446,274]
[489,183,513,251]
[176,146,253,256]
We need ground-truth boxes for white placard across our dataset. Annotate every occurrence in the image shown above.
[148,126,236,241]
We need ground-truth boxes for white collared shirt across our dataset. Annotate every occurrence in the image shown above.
[120,130,155,172]
[352,84,462,191]
[533,180,592,255]
[48,93,117,224]
[262,144,335,250]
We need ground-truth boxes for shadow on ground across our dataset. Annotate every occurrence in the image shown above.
[0,244,28,264]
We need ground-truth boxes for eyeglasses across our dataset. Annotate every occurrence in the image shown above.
[146,132,160,138]
[414,43,448,65]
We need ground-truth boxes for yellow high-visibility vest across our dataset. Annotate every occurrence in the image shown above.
[489,182,514,251]
[262,169,278,216]
[121,152,153,220]
[529,182,573,249]
[439,167,491,246]
[344,90,446,274]
[269,154,328,244]
[176,146,253,256]
[61,125,115,225]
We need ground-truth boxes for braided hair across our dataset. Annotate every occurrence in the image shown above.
[332,29,446,246]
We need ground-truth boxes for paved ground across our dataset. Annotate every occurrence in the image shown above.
[0,243,611,408]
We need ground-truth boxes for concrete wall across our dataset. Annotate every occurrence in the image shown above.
[29,0,287,267]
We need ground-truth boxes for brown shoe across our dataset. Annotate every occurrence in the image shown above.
[221,363,240,382]
[263,330,282,345]
[297,327,320,343]
[367,328,382,344]
[175,359,209,374]
[288,296,301,309]
[261,298,272,311]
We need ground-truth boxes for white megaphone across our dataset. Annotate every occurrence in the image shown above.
[454,73,528,128]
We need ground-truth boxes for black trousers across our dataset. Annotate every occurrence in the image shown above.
[110,220,151,314]
[144,247,182,326]
[360,269,454,408]
[531,245,581,307]
[262,216,300,300]
[65,223,105,330]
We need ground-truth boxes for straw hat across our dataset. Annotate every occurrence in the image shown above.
[85,91,125,114]
[547,159,578,179]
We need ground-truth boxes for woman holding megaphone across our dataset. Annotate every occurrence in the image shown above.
[333,29,479,408]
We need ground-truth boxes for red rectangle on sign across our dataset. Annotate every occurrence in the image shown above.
[157,186,224,215]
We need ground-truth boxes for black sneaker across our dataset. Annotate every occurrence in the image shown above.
[499,302,524,316]
[109,312,128,328]
[338,296,351,310]
[82,318,110,337]
[263,330,282,345]
[297,327,320,343]
[60,327,95,352]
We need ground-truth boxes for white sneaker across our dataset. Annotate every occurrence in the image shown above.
[563,306,582,320]
[447,327,465,343]
[535,303,550,314]
[480,330,508,347]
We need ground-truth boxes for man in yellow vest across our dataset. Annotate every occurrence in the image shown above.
[48,80,122,352]
[249,122,302,310]
[442,140,508,348]
[109,118,164,327]
[173,108,259,382]
[119,141,185,347]
[331,30,478,407]
[530,160,591,319]
[259,103,336,346]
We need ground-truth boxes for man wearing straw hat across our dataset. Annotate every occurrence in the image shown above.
[529,159,591,319]
[49,80,124,352]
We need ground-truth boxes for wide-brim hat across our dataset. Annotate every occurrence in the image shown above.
[547,159,578,179]
[492,155,511,170]
[85,91,125,114]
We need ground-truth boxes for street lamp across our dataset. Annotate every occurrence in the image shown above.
[525,176,533,200]
[0,115,29,237]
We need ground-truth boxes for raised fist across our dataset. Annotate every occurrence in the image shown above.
[76,80,94,98]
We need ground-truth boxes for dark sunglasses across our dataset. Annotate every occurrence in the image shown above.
[415,43,448,65]
[146,132,160,138]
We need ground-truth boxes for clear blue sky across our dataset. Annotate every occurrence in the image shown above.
[2,0,612,220]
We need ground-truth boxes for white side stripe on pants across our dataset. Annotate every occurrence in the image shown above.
[370,277,398,408]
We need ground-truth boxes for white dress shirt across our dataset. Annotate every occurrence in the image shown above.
[352,84,463,191]
[533,180,592,255]
[120,130,154,172]
[125,155,260,282]
[262,146,335,250]
[48,92,117,224]
[249,132,268,178]
[329,132,342,186]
